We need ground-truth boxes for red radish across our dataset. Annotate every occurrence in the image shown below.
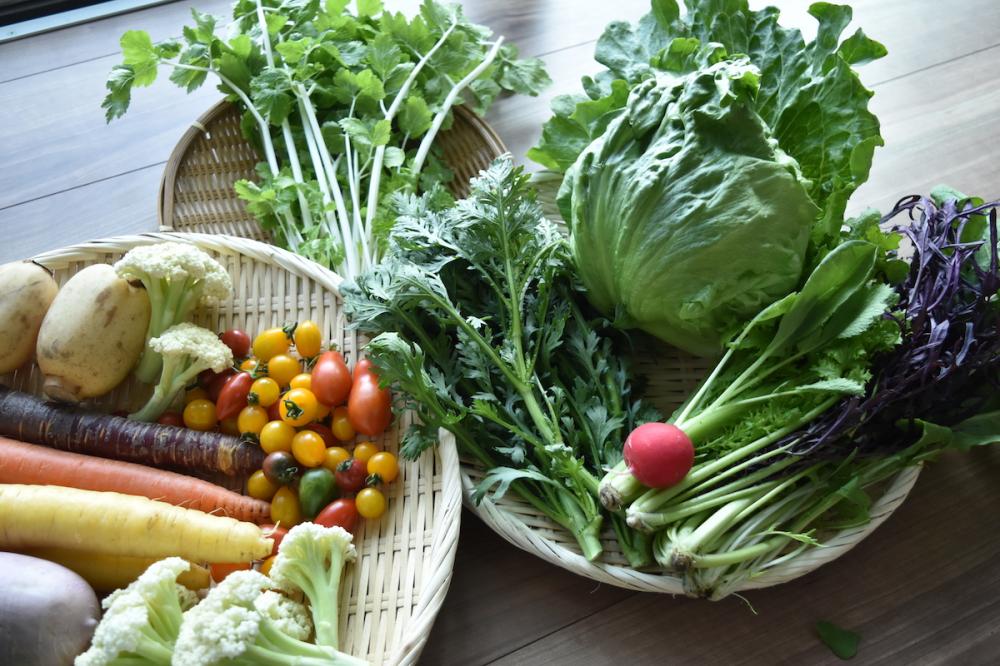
[623,423,694,488]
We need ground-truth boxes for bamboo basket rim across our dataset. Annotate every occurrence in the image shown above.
[26,231,463,665]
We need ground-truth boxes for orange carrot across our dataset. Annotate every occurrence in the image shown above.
[0,437,270,524]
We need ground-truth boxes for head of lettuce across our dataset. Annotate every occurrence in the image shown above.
[558,59,819,356]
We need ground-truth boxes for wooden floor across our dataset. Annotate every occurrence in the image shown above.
[3,0,1000,663]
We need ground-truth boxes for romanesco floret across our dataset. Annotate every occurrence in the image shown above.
[129,322,233,422]
[75,557,197,666]
[173,570,364,666]
[115,241,232,383]
[268,523,357,649]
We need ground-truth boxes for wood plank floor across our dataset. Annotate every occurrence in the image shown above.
[3,1,999,664]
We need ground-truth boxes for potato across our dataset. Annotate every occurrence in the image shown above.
[0,552,100,666]
[0,262,58,374]
[36,264,151,401]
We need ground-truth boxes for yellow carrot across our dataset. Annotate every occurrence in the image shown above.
[22,547,211,593]
[0,484,272,563]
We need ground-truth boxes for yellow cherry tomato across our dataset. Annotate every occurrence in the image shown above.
[240,358,258,372]
[279,388,318,427]
[291,431,326,468]
[331,406,355,441]
[367,451,399,483]
[270,486,302,527]
[253,327,291,362]
[249,377,280,407]
[267,354,301,388]
[314,401,331,420]
[289,373,312,391]
[237,405,269,436]
[185,386,209,404]
[219,417,240,436]
[324,446,350,471]
[259,420,295,454]
[356,487,387,519]
[259,555,276,576]
[183,399,217,431]
[353,441,379,464]
[247,470,278,500]
[293,320,322,358]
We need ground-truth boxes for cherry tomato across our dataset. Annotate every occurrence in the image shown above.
[238,405,269,436]
[209,561,251,583]
[291,431,326,468]
[260,524,288,556]
[298,468,337,518]
[279,388,318,427]
[249,377,280,407]
[289,373,312,391]
[331,406,355,442]
[185,386,209,404]
[157,411,184,427]
[356,487,387,519]
[268,354,301,388]
[205,368,237,402]
[267,399,282,422]
[315,498,358,533]
[247,470,278,500]
[348,359,392,436]
[260,420,296,454]
[311,351,352,406]
[270,486,301,527]
[367,451,399,484]
[183,399,217,431]
[353,441,378,463]
[259,555,276,576]
[216,372,254,421]
[324,446,350,471]
[293,320,323,358]
[314,401,331,420]
[263,451,301,485]
[253,327,291,362]
[219,329,252,359]
[219,417,240,436]
[335,458,367,494]
[240,358,258,372]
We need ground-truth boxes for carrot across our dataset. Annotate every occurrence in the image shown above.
[0,437,270,523]
[0,484,272,563]
[22,547,211,593]
[0,387,263,476]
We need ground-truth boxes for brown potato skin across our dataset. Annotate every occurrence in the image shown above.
[36,264,151,401]
[0,262,58,374]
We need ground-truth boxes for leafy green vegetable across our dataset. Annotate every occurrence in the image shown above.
[343,157,658,564]
[816,620,861,660]
[104,0,550,280]
[558,58,819,355]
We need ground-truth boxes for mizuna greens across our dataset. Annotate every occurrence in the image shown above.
[343,158,659,563]
[531,0,886,355]
[104,0,549,279]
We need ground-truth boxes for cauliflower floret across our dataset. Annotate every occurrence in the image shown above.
[254,590,313,642]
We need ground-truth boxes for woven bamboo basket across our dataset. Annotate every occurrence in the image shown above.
[158,102,921,596]
[7,232,461,665]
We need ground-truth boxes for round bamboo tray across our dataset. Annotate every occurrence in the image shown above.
[8,233,461,665]
[157,103,920,597]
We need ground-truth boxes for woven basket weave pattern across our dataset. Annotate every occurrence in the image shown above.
[8,233,461,665]
[158,103,920,596]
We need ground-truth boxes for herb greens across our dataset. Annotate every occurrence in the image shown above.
[104,0,549,279]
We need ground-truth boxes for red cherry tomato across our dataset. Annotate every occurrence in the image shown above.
[314,498,359,533]
[206,368,237,402]
[305,423,337,449]
[347,359,392,436]
[216,372,254,421]
[219,329,252,359]
[260,524,288,557]
[267,398,283,422]
[157,411,184,427]
[311,351,352,406]
[209,561,252,583]
[335,458,367,494]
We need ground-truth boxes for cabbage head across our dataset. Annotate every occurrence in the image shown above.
[559,59,819,356]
